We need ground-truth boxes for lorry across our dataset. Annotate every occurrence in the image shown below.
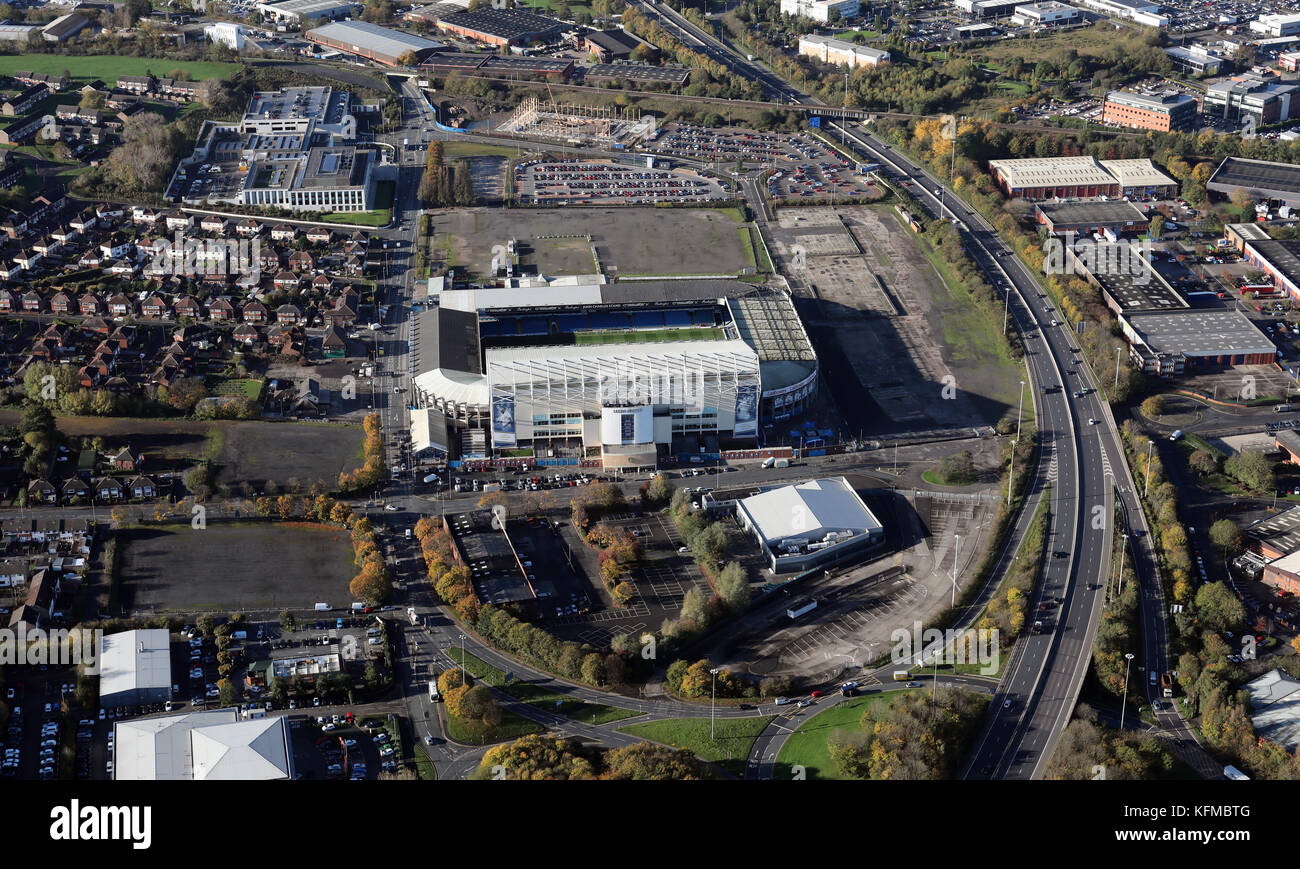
[1160,672,1174,698]
[423,472,439,484]
[351,602,366,612]
[1277,404,1294,414]
[1224,764,1250,780]
[774,458,790,469]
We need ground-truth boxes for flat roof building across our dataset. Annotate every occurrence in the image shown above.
[1245,503,1300,559]
[1252,13,1300,38]
[797,34,890,69]
[581,27,655,62]
[1209,157,1300,208]
[1102,90,1199,132]
[1119,309,1277,375]
[436,8,565,46]
[1204,73,1300,126]
[1098,158,1178,198]
[1010,1,1080,25]
[256,0,358,23]
[988,156,1120,200]
[1234,236,1300,301]
[305,19,445,66]
[113,709,294,780]
[735,477,883,573]
[1166,44,1225,76]
[952,0,1023,18]
[1034,200,1149,237]
[98,628,172,709]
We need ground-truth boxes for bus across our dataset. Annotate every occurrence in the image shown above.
[892,671,912,682]
[786,598,817,619]
[428,680,440,702]
[1224,764,1249,780]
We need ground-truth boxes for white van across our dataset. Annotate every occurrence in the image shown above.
[314,602,331,612]
[1169,430,1183,441]
[761,457,776,469]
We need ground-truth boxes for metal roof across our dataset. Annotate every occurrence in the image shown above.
[98,629,172,700]
[738,477,881,548]
[305,19,444,59]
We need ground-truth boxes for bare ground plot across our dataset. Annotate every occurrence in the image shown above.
[0,413,364,490]
[422,206,752,279]
[774,205,1021,438]
[713,489,999,682]
[116,523,356,614]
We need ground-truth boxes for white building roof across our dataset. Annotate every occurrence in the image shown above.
[739,477,881,547]
[438,283,604,312]
[114,709,292,780]
[410,406,451,453]
[988,156,1117,189]
[1247,669,1300,751]
[413,367,489,408]
[1099,158,1176,188]
[98,628,172,700]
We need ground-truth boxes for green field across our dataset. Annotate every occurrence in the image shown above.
[210,378,264,400]
[574,327,724,345]
[617,715,774,777]
[0,55,241,83]
[442,647,638,726]
[773,691,907,780]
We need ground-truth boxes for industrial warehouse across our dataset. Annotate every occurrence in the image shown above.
[1209,157,1300,209]
[988,156,1176,200]
[434,8,565,47]
[304,19,446,66]
[408,277,818,467]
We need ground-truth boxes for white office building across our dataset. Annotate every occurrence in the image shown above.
[798,34,890,68]
[780,0,860,23]
[205,21,249,51]
[1252,13,1300,38]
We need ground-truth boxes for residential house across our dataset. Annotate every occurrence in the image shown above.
[271,223,297,242]
[173,295,202,320]
[78,292,102,315]
[92,477,122,500]
[242,300,268,324]
[26,479,56,503]
[125,475,156,499]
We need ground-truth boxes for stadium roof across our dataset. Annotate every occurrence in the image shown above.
[1209,157,1300,197]
[1099,158,1177,189]
[114,710,293,780]
[486,337,757,366]
[98,629,171,700]
[1123,310,1275,356]
[988,156,1116,189]
[305,19,444,59]
[413,367,489,408]
[1247,669,1300,752]
[739,478,881,547]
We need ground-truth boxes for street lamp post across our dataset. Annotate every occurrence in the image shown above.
[459,633,466,684]
[1002,285,1010,336]
[1007,439,1017,507]
[710,668,720,740]
[1114,346,1122,388]
[1143,440,1154,498]
[951,533,961,607]
[1015,379,1025,445]
[1116,533,1130,599]
[1119,652,1135,732]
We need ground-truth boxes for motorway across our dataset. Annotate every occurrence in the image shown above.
[620,4,1219,777]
